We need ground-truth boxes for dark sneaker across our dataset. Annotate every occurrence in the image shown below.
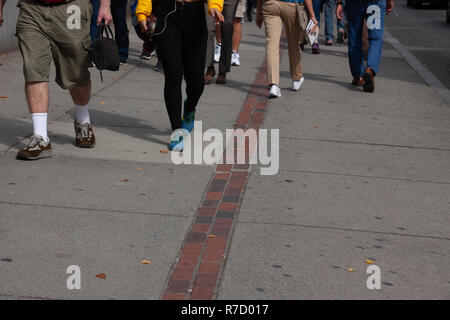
[363,68,375,93]
[352,77,364,87]
[140,50,152,60]
[74,121,96,148]
[337,30,344,44]
[216,72,226,84]
[205,66,216,85]
[16,134,52,160]
[312,43,320,54]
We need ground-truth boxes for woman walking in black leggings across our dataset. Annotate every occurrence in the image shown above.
[136,0,224,151]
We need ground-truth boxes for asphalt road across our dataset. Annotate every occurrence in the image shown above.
[385,1,450,89]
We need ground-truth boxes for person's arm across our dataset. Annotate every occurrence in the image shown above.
[207,0,224,23]
[97,0,112,25]
[336,0,343,20]
[0,0,6,28]
[304,0,318,32]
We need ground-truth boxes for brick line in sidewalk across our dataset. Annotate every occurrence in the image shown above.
[161,36,288,300]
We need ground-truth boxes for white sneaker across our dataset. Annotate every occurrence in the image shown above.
[231,50,240,66]
[214,43,221,63]
[269,84,281,98]
[291,77,304,91]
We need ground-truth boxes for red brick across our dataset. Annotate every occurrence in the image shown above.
[190,286,214,300]
[198,207,216,216]
[162,294,186,300]
[206,237,227,249]
[206,192,223,200]
[213,219,233,228]
[194,273,218,287]
[191,223,210,233]
[216,165,232,172]
[202,200,219,208]
[229,180,245,188]
[166,280,190,294]
[214,173,230,180]
[186,232,207,243]
[225,188,241,196]
[171,268,195,281]
[181,243,203,256]
[219,202,237,211]
[199,262,222,274]
[210,227,230,237]
[203,247,225,261]
[177,255,198,269]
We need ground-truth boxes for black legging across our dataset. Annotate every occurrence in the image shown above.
[154,1,207,131]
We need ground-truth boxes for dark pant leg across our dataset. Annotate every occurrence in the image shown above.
[182,3,208,114]
[219,0,239,74]
[155,7,184,131]
[90,0,100,43]
[111,0,129,62]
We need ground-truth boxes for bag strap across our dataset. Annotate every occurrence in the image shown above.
[95,20,115,40]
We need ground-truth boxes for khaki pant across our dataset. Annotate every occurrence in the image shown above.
[263,0,304,86]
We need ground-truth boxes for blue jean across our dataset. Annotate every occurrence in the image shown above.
[312,0,335,41]
[90,0,129,62]
[345,0,385,78]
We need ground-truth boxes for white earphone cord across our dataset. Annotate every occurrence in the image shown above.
[152,0,178,37]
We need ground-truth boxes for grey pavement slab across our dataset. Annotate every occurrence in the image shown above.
[0,203,189,300]
[218,223,450,299]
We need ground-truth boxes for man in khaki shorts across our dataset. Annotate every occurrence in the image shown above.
[0,0,111,160]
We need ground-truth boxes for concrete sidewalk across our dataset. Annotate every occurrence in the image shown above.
[0,15,449,299]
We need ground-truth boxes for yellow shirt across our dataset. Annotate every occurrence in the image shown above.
[136,0,224,22]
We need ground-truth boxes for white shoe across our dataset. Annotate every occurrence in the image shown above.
[291,77,304,91]
[214,43,221,63]
[231,50,240,66]
[269,84,281,98]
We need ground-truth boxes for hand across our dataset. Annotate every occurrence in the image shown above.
[386,0,394,15]
[97,4,112,25]
[256,11,263,29]
[336,4,343,20]
[309,17,318,34]
[209,8,224,24]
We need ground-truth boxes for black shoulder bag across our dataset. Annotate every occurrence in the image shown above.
[93,20,120,82]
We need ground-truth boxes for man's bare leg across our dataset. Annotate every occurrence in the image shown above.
[232,18,242,52]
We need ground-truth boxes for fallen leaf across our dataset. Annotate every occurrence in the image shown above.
[121,178,130,182]
[347,268,356,272]
[0,96,8,99]
[95,273,106,279]
[141,260,151,264]
[137,168,143,170]
[208,235,216,238]
[99,101,106,105]
[365,259,375,264]
[160,150,169,154]
[392,152,396,155]
[313,126,319,128]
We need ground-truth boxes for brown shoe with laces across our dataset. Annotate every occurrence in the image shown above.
[16,134,52,160]
[216,72,226,84]
[74,121,96,148]
[204,66,215,85]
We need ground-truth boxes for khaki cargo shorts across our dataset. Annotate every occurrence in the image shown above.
[16,0,92,89]
[235,0,247,18]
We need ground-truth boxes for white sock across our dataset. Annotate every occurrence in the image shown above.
[75,104,90,124]
[31,113,48,141]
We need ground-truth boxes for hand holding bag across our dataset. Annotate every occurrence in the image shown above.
[93,20,120,81]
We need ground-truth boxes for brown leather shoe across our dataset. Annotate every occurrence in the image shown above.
[216,72,226,84]
[204,66,215,85]
[352,77,364,87]
[16,134,52,160]
[363,68,375,92]
[74,121,96,148]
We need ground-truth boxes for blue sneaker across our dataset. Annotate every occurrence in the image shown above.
[168,129,186,152]
[181,99,195,133]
